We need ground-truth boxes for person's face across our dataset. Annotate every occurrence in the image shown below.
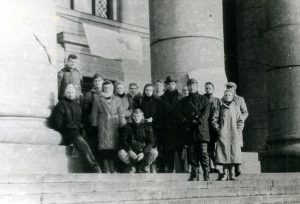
[205,84,214,95]
[129,85,138,96]
[154,82,164,92]
[145,86,154,97]
[93,78,103,90]
[67,58,78,69]
[166,82,176,91]
[226,86,236,93]
[188,83,198,93]
[116,84,125,95]
[64,86,76,100]
[182,86,189,97]
[224,91,234,102]
[103,84,113,94]
[132,112,143,124]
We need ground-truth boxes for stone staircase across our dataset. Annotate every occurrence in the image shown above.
[1,173,300,204]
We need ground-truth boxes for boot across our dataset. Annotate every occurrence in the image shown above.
[91,164,102,173]
[218,169,228,181]
[203,171,210,181]
[102,159,110,173]
[229,165,236,180]
[235,164,241,177]
[188,167,199,181]
[108,159,116,173]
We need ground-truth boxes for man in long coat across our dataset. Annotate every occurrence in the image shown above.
[204,82,221,173]
[226,82,249,176]
[160,76,184,172]
[181,78,211,181]
[91,80,126,173]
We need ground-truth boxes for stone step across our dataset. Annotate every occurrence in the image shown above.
[0,143,86,174]
[1,186,297,204]
[0,177,300,195]
[1,173,300,184]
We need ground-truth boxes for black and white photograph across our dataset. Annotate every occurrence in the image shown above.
[0,0,299,203]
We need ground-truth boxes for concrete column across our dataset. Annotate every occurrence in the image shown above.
[118,0,149,28]
[149,0,227,96]
[235,0,268,151]
[261,0,300,172]
[0,0,61,145]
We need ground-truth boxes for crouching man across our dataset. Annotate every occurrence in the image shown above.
[118,109,158,173]
[49,84,101,173]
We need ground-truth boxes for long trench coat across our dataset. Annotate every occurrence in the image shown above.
[212,101,244,165]
[91,95,126,150]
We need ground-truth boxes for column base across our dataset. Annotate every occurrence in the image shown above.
[260,143,300,172]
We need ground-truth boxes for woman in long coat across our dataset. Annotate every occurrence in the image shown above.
[91,80,126,173]
[212,90,244,180]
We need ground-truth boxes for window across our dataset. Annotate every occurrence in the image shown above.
[69,0,110,19]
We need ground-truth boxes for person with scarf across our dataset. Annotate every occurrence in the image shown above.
[91,80,126,173]
[160,76,184,173]
[180,78,211,181]
[212,90,244,181]
[83,73,104,156]
[114,81,133,122]
[57,54,82,101]
[49,84,101,173]
[226,82,248,177]
[204,82,222,174]
[118,109,158,173]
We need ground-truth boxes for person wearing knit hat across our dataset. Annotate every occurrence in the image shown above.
[225,82,248,177]
[187,78,198,86]
[180,78,211,181]
[83,73,105,157]
[91,80,126,173]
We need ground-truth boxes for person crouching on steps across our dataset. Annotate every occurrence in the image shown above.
[212,90,244,181]
[118,109,158,173]
[49,84,101,173]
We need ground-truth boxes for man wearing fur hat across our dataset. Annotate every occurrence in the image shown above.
[181,78,211,181]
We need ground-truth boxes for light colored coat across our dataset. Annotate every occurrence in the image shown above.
[91,95,126,150]
[212,101,244,165]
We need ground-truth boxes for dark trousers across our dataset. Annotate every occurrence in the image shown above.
[166,148,185,173]
[65,129,99,171]
[188,142,210,173]
[208,141,217,169]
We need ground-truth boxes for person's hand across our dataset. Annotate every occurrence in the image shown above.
[192,119,199,124]
[146,117,153,123]
[136,153,144,161]
[128,150,137,160]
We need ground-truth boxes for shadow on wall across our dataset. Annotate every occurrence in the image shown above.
[223,0,239,89]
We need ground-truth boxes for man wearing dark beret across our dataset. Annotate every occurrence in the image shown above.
[180,78,211,181]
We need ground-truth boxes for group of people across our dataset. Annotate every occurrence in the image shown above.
[49,54,249,181]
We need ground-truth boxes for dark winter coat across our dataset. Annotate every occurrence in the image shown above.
[83,88,101,126]
[180,92,211,144]
[204,94,222,143]
[119,122,155,154]
[49,98,83,142]
[160,89,183,150]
